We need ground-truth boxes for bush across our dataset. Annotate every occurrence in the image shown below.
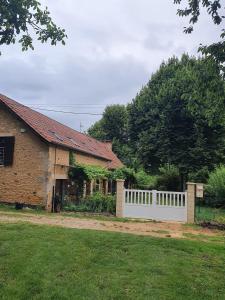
[111,167,137,188]
[188,167,210,183]
[135,170,158,190]
[156,164,181,191]
[206,166,225,206]
[64,192,116,214]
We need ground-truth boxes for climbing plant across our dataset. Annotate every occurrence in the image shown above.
[69,163,111,181]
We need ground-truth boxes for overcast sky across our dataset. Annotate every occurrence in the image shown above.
[0,0,221,132]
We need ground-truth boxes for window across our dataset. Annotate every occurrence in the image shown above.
[0,137,15,166]
[94,179,101,192]
[0,147,4,166]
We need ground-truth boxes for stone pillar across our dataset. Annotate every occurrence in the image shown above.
[187,182,196,223]
[116,179,125,218]
[90,180,94,195]
[83,181,87,199]
[105,180,109,195]
[102,179,108,195]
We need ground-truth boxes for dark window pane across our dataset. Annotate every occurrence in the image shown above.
[0,137,15,166]
[0,147,4,165]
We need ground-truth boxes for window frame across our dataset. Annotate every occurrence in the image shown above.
[0,146,5,166]
[94,179,101,192]
[0,136,15,167]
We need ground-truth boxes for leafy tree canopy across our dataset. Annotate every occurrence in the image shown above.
[0,0,67,54]
[174,0,225,71]
[88,105,128,142]
[88,105,135,166]
[128,54,225,182]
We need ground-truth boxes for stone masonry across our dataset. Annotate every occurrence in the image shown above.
[0,104,49,206]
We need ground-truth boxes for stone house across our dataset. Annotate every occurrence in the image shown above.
[0,94,123,211]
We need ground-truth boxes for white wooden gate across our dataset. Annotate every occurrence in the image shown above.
[123,189,187,222]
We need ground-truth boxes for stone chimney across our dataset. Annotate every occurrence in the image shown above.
[103,140,112,150]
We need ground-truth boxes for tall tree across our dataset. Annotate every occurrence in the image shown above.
[0,0,67,54]
[128,55,225,185]
[88,105,135,166]
[88,105,128,142]
[174,0,225,72]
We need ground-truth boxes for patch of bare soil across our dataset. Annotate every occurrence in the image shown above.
[0,211,221,241]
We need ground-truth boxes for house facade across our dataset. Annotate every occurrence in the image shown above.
[0,94,123,211]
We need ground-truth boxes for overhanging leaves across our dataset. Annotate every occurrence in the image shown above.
[0,0,67,54]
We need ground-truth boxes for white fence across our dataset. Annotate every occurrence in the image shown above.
[123,189,187,222]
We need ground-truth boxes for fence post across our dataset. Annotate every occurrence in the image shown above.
[187,182,196,223]
[116,179,125,218]
[152,190,157,206]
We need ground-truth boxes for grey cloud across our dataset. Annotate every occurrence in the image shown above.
[0,0,220,132]
[0,51,148,131]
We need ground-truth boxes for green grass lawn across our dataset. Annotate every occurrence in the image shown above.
[0,223,225,300]
[196,206,225,224]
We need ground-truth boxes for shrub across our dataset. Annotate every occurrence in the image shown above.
[135,170,158,190]
[206,166,225,206]
[111,167,136,187]
[188,167,210,183]
[64,192,116,214]
[156,164,181,191]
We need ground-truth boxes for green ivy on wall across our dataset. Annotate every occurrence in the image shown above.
[69,163,111,181]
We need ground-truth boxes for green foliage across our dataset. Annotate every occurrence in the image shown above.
[68,164,110,200]
[129,55,225,183]
[135,170,158,190]
[111,167,158,190]
[69,164,110,181]
[188,167,210,184]
[88,104,135,165]
[156,164,181,191]
[174,0,225,73]
[87,120,106,140]
[64,192,116,214]
[111,167,134,180]
[0,0,67,54]
[111,167,137,188]
[81,165,110,180]
[69,151,75,166]
[88,104,128,142]
[111,139,137,168]
[207,166,225,205]
[195,206,225,225]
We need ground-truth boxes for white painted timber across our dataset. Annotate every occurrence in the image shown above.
[123,189,187,222]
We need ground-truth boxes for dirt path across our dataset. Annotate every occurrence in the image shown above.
[0,210,222,241]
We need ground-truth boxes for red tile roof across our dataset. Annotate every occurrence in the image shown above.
[0,94,123,169]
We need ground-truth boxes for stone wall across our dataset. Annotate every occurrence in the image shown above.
[0,105,49,206]
[55,147,70,166]
[75,152,109,168]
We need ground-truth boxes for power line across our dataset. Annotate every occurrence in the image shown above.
[27,104,106,107]
[30,107,103,116]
